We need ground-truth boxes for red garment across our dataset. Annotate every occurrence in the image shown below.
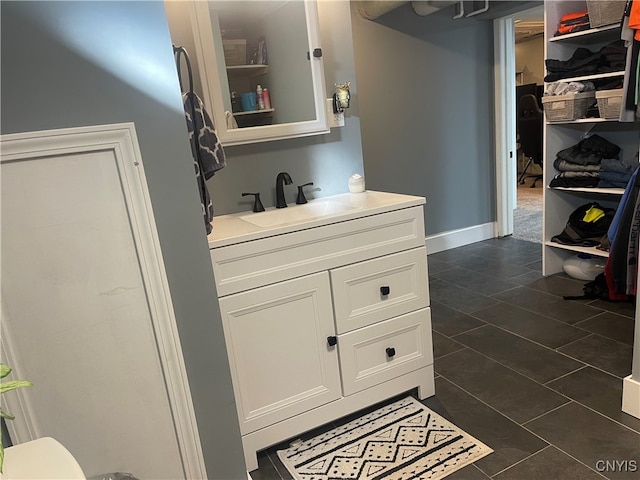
[605,256,631,301]
[630,0,640,41]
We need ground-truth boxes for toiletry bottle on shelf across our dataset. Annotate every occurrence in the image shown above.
[263,88,271,109]
[256,84,265,110]
[230,91,240,113]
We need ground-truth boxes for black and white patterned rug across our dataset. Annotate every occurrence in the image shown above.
[277,396,492,480]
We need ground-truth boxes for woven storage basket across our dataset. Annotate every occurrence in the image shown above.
[542,92,596,122]
[586,0,626,27]
[595,89,623,118]
[222,39,247,66]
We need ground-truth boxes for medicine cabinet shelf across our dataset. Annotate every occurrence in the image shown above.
[226,65,269,78]
[233,108,275,116]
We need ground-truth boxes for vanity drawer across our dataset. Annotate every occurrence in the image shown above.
[210,206,425,296]
[330,247,429,334]
[338,308,432,396]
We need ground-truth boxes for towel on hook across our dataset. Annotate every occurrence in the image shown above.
[182,91,226,234]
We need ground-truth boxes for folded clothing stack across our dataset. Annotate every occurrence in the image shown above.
[544,81,595,96]
[549,134,621,188]
[555,10,590,36]
[599,152,640,188]
[545,40,626,82]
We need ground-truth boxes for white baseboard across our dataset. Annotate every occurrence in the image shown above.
[426,222,495,254]
[622,375,640,419]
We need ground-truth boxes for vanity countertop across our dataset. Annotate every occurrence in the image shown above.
[207,190,425,249]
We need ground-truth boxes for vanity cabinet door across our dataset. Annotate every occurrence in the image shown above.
[218,272,340,435]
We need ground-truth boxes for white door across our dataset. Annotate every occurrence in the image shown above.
[0,124,204,479]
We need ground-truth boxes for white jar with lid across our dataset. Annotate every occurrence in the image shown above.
[348,174,365,193]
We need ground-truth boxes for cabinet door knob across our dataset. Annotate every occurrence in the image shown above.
[327,336,337,347]
[386,347,396,358]
[380,286,390,296]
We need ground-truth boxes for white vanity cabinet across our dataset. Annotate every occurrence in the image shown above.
[208,191,435,471]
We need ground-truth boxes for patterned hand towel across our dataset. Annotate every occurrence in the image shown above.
[183,91,226,234]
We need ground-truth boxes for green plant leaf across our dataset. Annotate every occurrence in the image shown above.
[0,441,4,474]
[0,364,11,379]
[0,409,15,420]
[0,380,33,394]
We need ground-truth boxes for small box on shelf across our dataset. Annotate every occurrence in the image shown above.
[223,39,247,66]
[586,0,626,28]
[595,89,623,119]
[542,92,596,122]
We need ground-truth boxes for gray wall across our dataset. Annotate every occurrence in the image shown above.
[167,1,365,215]
[0,2,245,478]
[351,4,496,236]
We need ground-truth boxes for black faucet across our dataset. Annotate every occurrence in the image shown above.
[275,172,293,208]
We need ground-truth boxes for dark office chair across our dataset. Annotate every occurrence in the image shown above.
[517,94,543,188]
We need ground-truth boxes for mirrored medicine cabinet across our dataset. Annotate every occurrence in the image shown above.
[182,0,328,146]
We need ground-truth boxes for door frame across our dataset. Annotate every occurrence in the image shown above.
[494,5,545,238]
[493,15,517,238]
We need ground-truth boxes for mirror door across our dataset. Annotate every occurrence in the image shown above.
[188,0,328,146]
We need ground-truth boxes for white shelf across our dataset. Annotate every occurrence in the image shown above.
[549,24,621,43]
[550,186,625,195]
[545,241,609,258]
[546,117,619,125]
[226,64,269,78]
[549,70,625,84]
[233,108,274,116]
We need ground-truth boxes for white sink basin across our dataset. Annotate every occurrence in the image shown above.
[240,200,360,228]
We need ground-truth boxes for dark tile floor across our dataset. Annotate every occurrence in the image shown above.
[249,238,639,480]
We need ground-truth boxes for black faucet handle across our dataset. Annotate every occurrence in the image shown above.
[296,182,314,205]
[242,192,265,212]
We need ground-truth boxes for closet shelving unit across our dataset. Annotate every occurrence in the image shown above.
[543,0,640,276]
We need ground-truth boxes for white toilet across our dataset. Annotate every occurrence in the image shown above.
[2,437,86,479]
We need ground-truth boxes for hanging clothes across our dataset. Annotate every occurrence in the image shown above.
[174,45,226,235]
[605,165,640,299]
[620,0,640,120]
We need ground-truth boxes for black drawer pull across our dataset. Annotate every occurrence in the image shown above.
[386,347,396,358]
[327,336,337,347]
[380,286,390,296]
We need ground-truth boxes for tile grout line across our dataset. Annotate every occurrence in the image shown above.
[445,325,591,384]
[437,339,639,434]
[543,365,589,385]
[489,445,553,478]
[434,378,600,478]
